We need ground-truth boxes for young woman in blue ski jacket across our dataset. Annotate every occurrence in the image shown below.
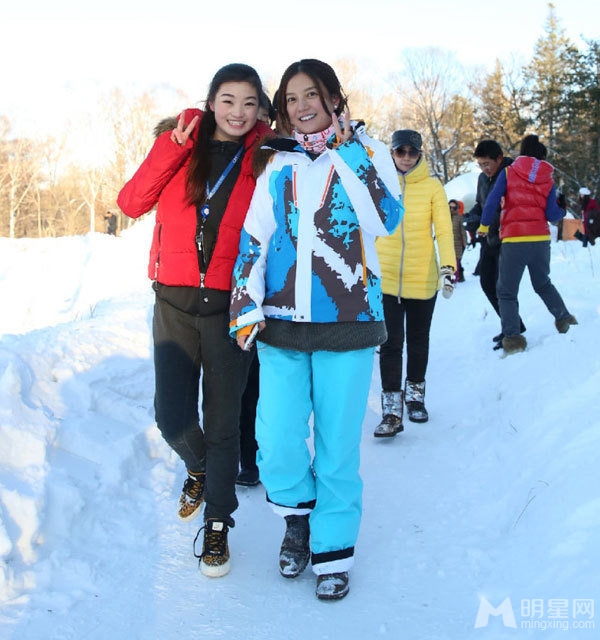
[229,59,403,601]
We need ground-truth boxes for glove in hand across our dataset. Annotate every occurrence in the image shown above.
[440,266,454,299]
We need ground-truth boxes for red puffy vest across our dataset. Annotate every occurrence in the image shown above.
[500,156,554,240]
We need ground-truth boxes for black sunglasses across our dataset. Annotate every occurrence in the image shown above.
[393,146,420,158]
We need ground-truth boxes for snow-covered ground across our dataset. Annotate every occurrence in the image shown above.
[0,215,598,639]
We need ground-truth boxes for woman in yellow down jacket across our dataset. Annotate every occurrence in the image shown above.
[374,129,456,436]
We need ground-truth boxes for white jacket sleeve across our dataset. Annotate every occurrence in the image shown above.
[328,129,403,236]
[229,170,276,333]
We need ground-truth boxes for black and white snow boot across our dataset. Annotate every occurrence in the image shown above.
[316,571,349,600]
[279,514,310,578]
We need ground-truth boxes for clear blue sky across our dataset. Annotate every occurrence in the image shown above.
[1,0,598,139]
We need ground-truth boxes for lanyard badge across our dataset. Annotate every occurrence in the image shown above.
[196,144,245,272]
[201,144,244,220]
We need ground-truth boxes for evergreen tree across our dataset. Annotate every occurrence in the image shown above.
[559,39,600,199]
[472,59,529,156]
[523,3,578,146]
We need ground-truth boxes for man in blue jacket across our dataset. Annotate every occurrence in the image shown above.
[463,140,525,348]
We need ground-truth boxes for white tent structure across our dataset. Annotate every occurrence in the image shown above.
[443,170,479,211]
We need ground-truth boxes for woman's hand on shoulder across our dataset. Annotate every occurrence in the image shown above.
[170,111,199,146]
[332,109,353,145]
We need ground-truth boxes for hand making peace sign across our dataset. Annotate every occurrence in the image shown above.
[170,111,200,146]
[332,108,353,145]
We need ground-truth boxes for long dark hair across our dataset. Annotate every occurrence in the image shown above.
[276,59,348,135]
[187,63,263,205]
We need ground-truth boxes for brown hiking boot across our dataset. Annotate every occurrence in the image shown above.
[555,314,578,334]
[177,472,205,521]
[197,519,231,578]
[502,335,527,354]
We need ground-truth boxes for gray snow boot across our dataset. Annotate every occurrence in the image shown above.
[279,514,310,578]
[373,391,404,438]
[405,380,428,423]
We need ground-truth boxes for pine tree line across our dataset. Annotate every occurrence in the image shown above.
[0,4,597,238]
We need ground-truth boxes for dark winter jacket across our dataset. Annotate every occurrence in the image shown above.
[117,109,273,290]
[463,157,513,247]
[582,196,599,236]
[450,203,467,262]
[481,156,565,242]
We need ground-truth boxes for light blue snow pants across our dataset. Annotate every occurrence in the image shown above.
[256,343,374,574]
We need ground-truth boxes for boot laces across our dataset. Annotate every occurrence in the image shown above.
[194,521,228,559]
[183,474,205,501]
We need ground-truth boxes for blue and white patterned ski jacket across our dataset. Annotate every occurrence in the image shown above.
[229,123,403,334]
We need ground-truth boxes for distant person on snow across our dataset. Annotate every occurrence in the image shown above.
[463,139,526,350]
[374,129,455,436]
[574,187,599,247]
[478,134,577,354]
[448,199,467,283]
[104,211,117,236]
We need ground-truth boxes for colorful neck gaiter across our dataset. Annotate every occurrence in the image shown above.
[294,122,337,154]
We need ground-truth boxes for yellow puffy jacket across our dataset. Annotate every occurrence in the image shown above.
[376,157,456,300]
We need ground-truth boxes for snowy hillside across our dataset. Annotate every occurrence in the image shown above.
[0,216,598,639]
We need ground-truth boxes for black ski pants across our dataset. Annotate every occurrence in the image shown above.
[379,293,437,392]
[479,241,501,316]
[239,353,259,472]
[152,296,252,525]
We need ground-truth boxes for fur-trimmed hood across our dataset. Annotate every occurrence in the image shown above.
[153,116,178,138]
